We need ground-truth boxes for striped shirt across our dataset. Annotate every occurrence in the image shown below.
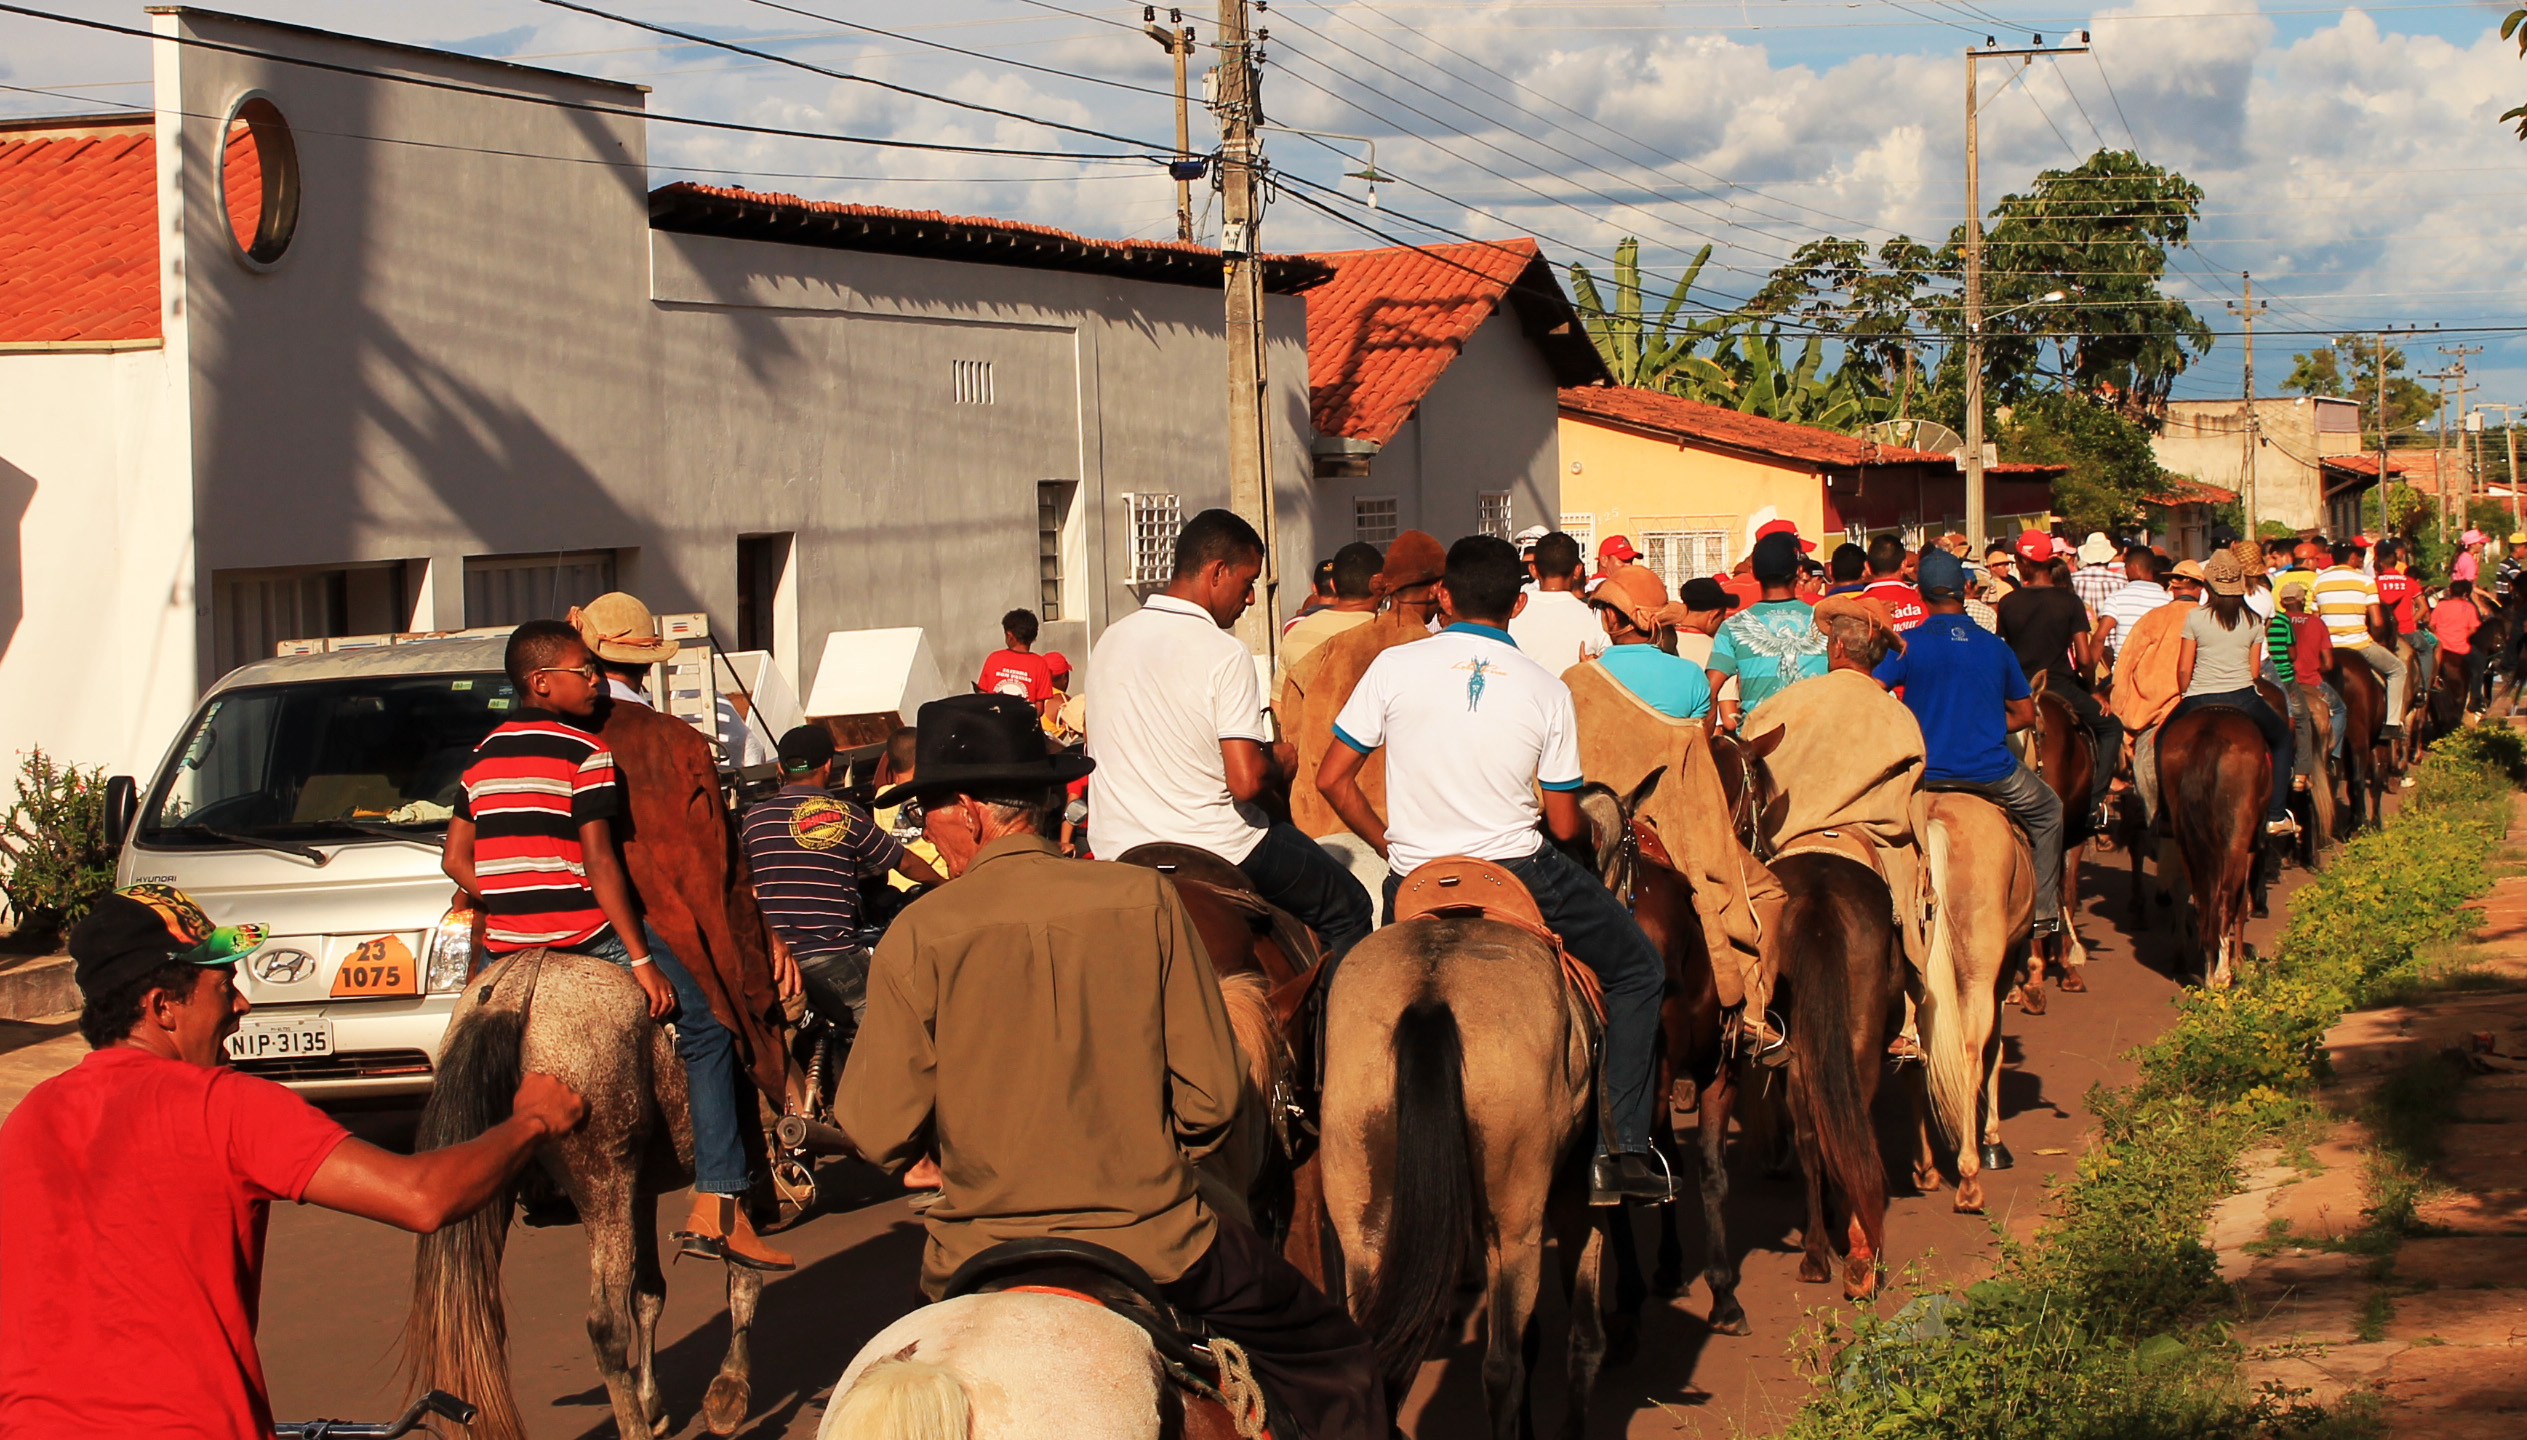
[454,711,620,953]
[741,786,906,953]
[2070,563,2125,614]
[2266,610,2297,684]
[2311,566,2381,650]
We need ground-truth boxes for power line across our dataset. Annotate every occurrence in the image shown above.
[723,0,1182,100]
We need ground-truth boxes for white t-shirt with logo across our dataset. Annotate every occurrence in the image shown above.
[1331,623,1583,875]
[1506,589,1606,674]
[1083,594,1271,863]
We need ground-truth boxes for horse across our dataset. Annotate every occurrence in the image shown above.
[1912,792,2034,1215]
[2019,679,2094,1009]
[2327,653,2389,832]
[1768,846,1906,1297]
[1318,911,1605,1438]
[409,952,763,1440]
[2156,706,2269,988]
[1567,779,1748,1344]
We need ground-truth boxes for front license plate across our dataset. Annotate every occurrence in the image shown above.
[224,1017,334,1062]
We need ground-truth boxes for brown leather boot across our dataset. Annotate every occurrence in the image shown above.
[675,1193,795,1272]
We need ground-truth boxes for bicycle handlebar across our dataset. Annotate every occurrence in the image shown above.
[274,1390,477,1439]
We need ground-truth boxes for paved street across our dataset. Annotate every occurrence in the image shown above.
[159,834,2322,1440]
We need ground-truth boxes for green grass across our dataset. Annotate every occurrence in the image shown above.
[1774,727,2522,1439]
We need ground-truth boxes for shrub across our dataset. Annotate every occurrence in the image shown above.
[0,749,116,943]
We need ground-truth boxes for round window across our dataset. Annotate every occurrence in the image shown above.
[221,96,299,265]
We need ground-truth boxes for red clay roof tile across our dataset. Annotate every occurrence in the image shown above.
[1303,239,1539,444]
[0,123,159,344]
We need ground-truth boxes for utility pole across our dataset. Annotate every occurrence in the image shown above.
[2227,272,2267,537]
[1216,0,1276,656]
[2422,365,2454,545]
[2442,342,2482,538]
[1963,33,2087,551]
[2477,403,2522,530]
[1144,9,1196,242]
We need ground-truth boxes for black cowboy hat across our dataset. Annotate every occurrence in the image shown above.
[872,693,1093,808]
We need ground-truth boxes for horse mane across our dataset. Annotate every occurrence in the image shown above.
[1214,968,1280,1111]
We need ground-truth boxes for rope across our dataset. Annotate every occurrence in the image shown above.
[1209,1338,1270,1440]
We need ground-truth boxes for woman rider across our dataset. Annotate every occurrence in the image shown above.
[2173,550,2300,838]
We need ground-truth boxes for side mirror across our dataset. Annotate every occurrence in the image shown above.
[103,775,138,851]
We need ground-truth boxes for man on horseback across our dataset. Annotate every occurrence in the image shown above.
[1870,548,2064,940]
[1086,509,1376,961]
[1997,529,2120,832]
[1706,530,1829,731]
[2314,540,2408,743]
[842,695,1385,1440]
[1278,531,1449,841]
[1584,566,1712,719]
[1316,535,1679,1205]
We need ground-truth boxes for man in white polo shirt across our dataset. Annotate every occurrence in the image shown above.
[1316,534,1675,1206]
[1085,509,1376,959]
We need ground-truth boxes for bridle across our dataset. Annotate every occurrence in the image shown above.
[1711,733,1776,861]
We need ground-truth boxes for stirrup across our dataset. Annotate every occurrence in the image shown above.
[1886,1030,1925,1066]
[1728,1007,1789,1068]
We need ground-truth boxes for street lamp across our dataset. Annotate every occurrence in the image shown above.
[1963,288,2069,549]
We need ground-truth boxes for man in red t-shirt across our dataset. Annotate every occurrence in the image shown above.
[1860,534,1928,633]
[0,887,585,1440]
[977,608,1059,719]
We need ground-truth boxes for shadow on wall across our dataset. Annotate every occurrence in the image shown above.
[0,458,31,664]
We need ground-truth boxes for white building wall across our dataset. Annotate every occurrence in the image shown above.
[1414,307,1563,539]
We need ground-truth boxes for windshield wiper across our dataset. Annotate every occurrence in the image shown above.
[167,823,331,866]
[310,820,445,852]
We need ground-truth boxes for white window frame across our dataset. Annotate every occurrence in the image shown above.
[1122,492,1182,587]
[1634,521,1732,592]
[1559,512,1594,559]
[1354,495,1400,548]
[1476,491,1513,541]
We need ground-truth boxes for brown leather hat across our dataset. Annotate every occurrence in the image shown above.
[1589,564,1669,630]
[1375,530,1446,593]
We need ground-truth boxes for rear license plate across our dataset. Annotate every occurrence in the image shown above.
[224,1017,334,1062]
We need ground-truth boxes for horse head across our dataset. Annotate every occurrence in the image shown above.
[1716,726,1786,857]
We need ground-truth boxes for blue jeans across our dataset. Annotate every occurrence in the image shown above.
[575,925,751,1196]
[2171,690,2293,824]
[1381,843,1665,1154]
[1236,821,1375,963]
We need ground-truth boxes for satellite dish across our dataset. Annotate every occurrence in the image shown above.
[1866,419,1964,457]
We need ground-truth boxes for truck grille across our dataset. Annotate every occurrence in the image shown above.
[235,1049,434,1083]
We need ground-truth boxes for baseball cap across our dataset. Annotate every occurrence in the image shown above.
[1751,531,1804,583]
[1512,524,1550,554]
[1677,576,1737,613]
[1754,519,1817,554]
[2511,531,2527,546]
[2463,528,2487,546]
[778,724,839,776]
[68,884,268,1002]
[2014,529,2055,562]
[1044,652,1072,679]
[1598,534,1640,563]
[1917,546,1967,595]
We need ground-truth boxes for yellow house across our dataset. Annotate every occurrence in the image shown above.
[1556,386,2062,581]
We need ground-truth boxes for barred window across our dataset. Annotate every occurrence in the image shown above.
[1559,512,1593,559]
[1477,491,1513,540]
[1354,496,1399,548]
[1124,492,1182,586]
[953,359,994,405]
[1637,530,1730,591]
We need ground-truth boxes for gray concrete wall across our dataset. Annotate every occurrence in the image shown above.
[1413,307,1563,540]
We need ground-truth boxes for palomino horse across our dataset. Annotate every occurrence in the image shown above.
[2156,706,2269,988]
[1569,781,1749,1342]
[2019,678,2093,1007]
[1319,911,1605,1437]
[410,953,763,1440]
[1913,792,2034,1215]
[2327,653,2389,832]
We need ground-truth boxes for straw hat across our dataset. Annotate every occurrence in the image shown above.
[568,592,681,664]
[2228,539,2267,576]
[2202,551,2247,596]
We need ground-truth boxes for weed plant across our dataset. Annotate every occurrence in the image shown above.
[1778,727,2522,1439]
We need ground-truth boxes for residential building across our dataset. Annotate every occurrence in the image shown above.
[1304,239,1606,547]
[2153,396,2365,533]
[1555,386,2062,588]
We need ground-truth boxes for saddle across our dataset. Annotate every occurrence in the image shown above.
[1391,857,1605,1023]
[1116,843,1322,1021]
[942,1238,1286,1440]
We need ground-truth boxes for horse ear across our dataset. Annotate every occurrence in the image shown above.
[1624,766,1667,813]
[1742,726,1787,762]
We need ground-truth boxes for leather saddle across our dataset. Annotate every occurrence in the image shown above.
[1391,856,1605,1024]
[942,1238,1287,1440]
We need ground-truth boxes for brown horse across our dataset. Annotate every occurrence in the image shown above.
[1912,793,2034,1215]
[2156,706,2269,987]
[2327,654,2389,832]
[1318,913,1604,1438]
[2020,680,2093,1006]
[409,953,763,1440]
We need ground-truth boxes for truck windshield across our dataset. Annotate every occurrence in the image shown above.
[139,674,514,845]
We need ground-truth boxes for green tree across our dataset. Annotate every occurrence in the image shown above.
[2281,335,2438,447]
[1996,391,2169,534]
[2503,9,2527,136]
[1742,236,1940,396]
[1567,238,1735,391]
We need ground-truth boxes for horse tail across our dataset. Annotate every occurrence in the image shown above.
[406,999,528,1440]
[1216,968,1282,1113]
[1917,816,1976,1150]
[1784,870,1884,1233]
[824,1360,972,1440]
[1360,997,1479,1395]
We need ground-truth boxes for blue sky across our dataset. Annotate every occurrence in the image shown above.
[9,1,2526,422]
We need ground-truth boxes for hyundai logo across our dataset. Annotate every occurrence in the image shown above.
[249,948,316,985]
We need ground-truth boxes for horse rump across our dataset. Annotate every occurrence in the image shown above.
[824,1359,971,1440]
[1359,997,1483,1397]
[407,989,531,1440]
[1776,853,1896,1294]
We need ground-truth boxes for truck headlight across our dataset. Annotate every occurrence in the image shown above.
[424,905,478,993]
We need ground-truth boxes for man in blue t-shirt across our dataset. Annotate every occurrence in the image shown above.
[1584,566,1711,719]
[1708,531,1828,729]
[1871,548,2063,937]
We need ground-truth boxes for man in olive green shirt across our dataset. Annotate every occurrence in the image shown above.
[842,695,1382,1440]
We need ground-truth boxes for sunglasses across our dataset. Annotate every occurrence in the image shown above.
[532,663,601,683]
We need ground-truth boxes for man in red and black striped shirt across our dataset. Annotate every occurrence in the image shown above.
[445,621,791,1271]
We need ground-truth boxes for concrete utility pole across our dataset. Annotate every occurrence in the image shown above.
[2423,365,2454,544]
[1144,9,1196,243]
[2228,272,2268,536]
[2477,403,2522,530]
[1216,0,1276,656]
[1962,34,2087,551]
[2442,343,2482,536]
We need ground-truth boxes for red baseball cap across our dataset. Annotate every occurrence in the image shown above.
[2014,529,2054,561]
[1753,519,1817,553]
[1044,652,1071,678]
[1598,534,1640,562]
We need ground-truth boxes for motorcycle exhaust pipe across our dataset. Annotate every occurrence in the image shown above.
[776,1113,855,1157]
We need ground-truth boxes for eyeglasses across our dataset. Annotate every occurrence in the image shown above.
[532,664,601,683]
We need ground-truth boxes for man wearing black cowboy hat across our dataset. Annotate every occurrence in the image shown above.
[833,695,1383,1440]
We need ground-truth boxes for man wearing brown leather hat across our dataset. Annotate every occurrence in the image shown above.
[1277,530,1447,839]
[838,694,1384,1440]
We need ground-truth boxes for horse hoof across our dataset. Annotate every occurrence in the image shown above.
[1708,1303,1752,1337]
[2057,969,2086,994]
[1912,1166,1942,1194]
[1798,1255,1834,1284]
[1953,1185,1985,1215]
[1981,1141,2015,1171]
[2004,984,2026,1008]
[1843,1260,1879,1300]
[701,1375,750,1436]
[2251,902,2269,920]
[2019,985,2048,1016]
